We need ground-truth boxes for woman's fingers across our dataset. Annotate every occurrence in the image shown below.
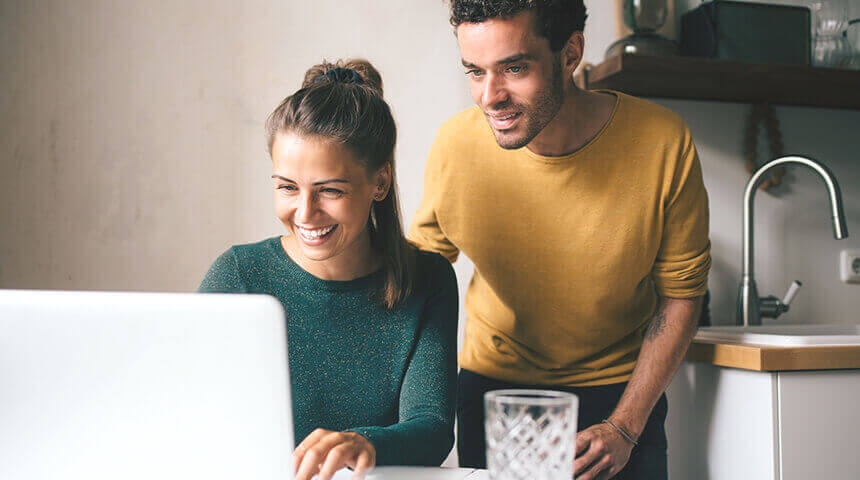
[317,443,353,480]
[292,429,376,480]
[294,430,347,480]
[294,446,325,480]
[293,428,330,472]
[351,448,375,479]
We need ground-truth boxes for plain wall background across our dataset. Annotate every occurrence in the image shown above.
[0,0,472,293]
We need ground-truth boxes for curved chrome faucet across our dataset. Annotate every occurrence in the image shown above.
[737,155,849,326]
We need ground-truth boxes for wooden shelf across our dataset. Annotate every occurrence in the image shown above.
[579,54,860,110]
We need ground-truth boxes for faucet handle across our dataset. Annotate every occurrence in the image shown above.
[759,280,802,319]
[782,280,802,306]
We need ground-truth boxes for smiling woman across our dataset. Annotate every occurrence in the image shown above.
[270,134,389,282]
[266,59,409,308]
[198,59,459,480]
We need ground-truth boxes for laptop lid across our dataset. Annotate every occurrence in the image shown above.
[0,290,294,480]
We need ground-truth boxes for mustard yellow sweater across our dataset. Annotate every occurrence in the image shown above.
[408,91,710,386]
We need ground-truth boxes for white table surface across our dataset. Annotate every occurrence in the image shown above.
[329,466,488,479]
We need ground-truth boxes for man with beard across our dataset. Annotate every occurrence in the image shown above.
[408,1,710,479]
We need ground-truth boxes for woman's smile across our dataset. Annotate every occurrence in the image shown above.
[295,224,338,244]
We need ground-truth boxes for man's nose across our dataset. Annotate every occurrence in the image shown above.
[481,73,509,108]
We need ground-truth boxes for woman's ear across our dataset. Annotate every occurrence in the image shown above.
[374,163,392,201]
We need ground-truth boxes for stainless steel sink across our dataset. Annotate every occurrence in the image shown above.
[695,324,860,346]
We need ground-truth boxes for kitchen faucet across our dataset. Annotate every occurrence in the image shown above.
[737,155,848,326]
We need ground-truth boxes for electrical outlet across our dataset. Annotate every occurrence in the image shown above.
[841,249,860,284]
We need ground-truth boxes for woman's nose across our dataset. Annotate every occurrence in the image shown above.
[294,192,316,224]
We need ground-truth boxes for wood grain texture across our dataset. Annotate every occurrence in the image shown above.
[687,341,860,371]
[577,54,860,109]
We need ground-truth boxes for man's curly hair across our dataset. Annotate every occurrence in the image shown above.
[449,0,587,52]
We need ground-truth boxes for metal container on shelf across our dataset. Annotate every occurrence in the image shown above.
[680,1,811,65]
[606,0,679,58]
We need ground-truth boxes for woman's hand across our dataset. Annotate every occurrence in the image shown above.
[573,422,635,480]
[293,428,376,480]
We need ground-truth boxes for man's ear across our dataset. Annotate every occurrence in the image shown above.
[562,31,585,78]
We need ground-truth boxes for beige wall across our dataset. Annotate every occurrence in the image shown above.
[2,1,859,318]
[0,0,470,292]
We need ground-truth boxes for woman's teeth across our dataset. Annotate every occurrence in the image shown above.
[297,225,335,240]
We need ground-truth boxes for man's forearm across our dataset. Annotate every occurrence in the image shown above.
[608,296,703,439]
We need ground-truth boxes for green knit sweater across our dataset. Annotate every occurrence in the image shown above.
[199,237,458,466]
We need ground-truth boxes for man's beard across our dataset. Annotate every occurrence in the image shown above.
[490,60,565,150]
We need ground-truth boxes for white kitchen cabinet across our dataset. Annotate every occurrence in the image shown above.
[666,363,860,479]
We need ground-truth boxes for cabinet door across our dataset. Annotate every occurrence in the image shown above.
[777,370,860,480]
[667,363,779,480]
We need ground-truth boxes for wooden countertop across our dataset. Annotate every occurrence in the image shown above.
[686,341,860,372]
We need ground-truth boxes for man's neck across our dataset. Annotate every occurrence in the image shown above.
[526,89,617,157]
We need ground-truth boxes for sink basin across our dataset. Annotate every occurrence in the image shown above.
[695,324,860,346]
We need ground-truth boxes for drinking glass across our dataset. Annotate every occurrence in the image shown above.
[484,389,578,480]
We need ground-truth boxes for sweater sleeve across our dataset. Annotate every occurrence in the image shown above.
[407,128,460,263]
[651,132,711,298]
[198,248,248,293]
[347,256,459,465]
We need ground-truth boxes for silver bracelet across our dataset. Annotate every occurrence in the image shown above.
[601,419,639,447]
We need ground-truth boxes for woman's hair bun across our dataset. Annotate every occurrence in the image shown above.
[302,58,384,96]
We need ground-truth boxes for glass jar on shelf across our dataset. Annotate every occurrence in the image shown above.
[846,18,860,70]
[810,0,853,68]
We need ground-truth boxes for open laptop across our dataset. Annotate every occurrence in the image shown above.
[0,290,294,480]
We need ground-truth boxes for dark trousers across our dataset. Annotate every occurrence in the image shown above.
[457,369,668,479]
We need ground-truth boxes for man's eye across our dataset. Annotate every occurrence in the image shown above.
[507,65,525,74]
[466,69,482,77]
[321,188,344,197]
[278,185,297,191]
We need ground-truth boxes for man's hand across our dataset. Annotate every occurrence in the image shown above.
[573,422,634,480]
[293,428,376,480]
[572,296,701,478]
